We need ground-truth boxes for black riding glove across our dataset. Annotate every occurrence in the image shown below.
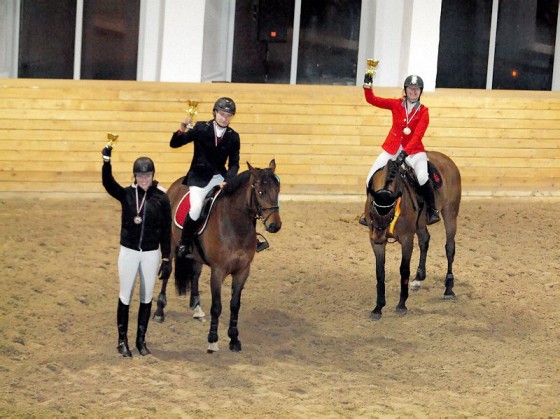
[102,146,112,162]
[363,73,373,87]
[158,259,171,280]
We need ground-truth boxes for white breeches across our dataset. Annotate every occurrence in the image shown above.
[188,174,224,221]
[118,246,160,305]
[366,147,429,187]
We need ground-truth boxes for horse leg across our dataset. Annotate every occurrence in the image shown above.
[443,211,458,300]
[411,226,430,291]
[396,238,413,315]
[207,268,225,353]
[371,243,387,320]
[228,267,250,352]
[153,263,170,323]
[189,262,205,319]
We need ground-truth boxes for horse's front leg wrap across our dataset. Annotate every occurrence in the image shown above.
[371,243,387,320]
[228,318,239,341]
[228,317,242,352]
[396,241,413,313]
[208,321,219,344]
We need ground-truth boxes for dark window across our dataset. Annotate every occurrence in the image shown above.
[232,0,295,83]
[437,0,558,90]
[18,0,76,79]
[297,0,361,85]
[492,0,558,90]
[81,0,140,80]
[436,0,492,89]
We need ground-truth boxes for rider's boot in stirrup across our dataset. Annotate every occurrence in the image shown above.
[419,181,441,225]
[177,214,199,259]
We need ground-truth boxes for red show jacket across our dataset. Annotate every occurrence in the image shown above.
[364,87,429,155]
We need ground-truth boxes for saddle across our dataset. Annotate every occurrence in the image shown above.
[428,161,443,190]
[399,160,443,190]
[174,186,222,232]
[174,186,270,253]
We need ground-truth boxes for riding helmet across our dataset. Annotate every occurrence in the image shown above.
[404,75,424,92]
[213,97,236,115]
[133,157,155,174]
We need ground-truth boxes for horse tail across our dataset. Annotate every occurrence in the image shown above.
[174,256,194,295]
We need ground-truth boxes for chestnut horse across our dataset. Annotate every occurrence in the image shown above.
[154,160,281,352]
[364,151,461,320]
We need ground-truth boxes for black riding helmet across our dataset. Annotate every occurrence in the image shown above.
[213,97,236,115]
[404,75,424,92]
[133,157,155,175]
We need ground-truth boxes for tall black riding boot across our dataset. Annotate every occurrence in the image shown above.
[136,301,152,356]
[177,214,199,259]
[117,299,132,358]
[419,181,441,225]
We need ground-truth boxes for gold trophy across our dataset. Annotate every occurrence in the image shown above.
[185,100,199,129]
[364,58,379,88]
[106,132,119,148]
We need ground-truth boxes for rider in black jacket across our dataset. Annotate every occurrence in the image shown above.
[170,97,240,258]
[102,147,172,358]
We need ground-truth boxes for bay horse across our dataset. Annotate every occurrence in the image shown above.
[364,151,461,320]
[154,159,281,352]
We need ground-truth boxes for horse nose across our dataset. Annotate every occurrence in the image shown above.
[266,222,281,233]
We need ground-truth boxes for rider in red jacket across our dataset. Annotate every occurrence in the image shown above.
[363,74,440,225]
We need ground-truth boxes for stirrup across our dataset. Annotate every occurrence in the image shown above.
[177,244,194,259]
[256,233,269,252]
[359,214,368,226]
[426,209,441,225]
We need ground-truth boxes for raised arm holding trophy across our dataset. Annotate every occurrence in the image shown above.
[363,58,379,88]
[179,100,199,131]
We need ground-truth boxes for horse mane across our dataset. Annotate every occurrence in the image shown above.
[221,165,280,198]
[221,170,251,197]
[383,159,399,189]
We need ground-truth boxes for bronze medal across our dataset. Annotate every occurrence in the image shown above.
[134,187,146,225]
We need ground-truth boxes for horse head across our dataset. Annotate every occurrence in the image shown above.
[368,160,402,244]
[247,159,282,233]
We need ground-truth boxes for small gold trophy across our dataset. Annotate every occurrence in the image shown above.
[185,100,199,129]
[106,132,119,148]
[364,58,379,88]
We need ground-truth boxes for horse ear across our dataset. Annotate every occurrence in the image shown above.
[247,161,254,171]
[269,159,276,173]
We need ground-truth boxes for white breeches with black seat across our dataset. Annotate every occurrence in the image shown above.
[188,174,224,221]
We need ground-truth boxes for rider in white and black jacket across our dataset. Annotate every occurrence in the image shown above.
[170,97,240,259]
[102,146,172,358]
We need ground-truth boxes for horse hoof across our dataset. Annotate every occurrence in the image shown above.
[153,314,164,323]
[410,280,422,291]
[207,342,219,353]
[395,307,408,316]
[229,341,242,352]
[443,292,456,300]
[193,305,205,319]
[370,311,382,321]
